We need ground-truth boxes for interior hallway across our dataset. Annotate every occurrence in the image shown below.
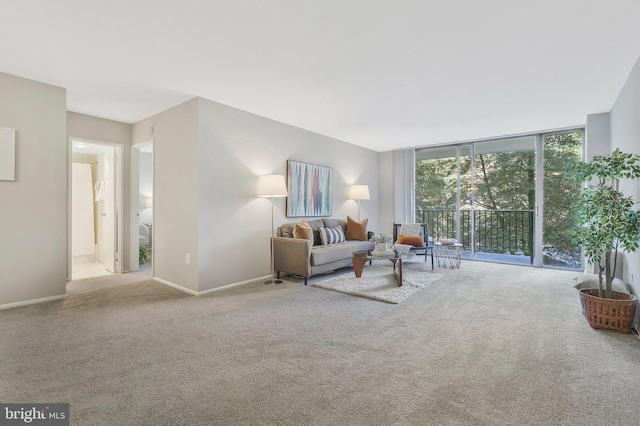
[68,260,152,295]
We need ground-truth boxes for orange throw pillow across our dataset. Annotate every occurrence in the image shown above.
[293,220,313,242]
[398,234,424,247]
[346,216,368,241]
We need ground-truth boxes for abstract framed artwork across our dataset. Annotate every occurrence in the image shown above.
[286,160,333,217]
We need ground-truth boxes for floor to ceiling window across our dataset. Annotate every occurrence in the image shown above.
[415,145,459,242]
[415,130,583,270]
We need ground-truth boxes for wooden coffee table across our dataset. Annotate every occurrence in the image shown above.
[352,250,415,286]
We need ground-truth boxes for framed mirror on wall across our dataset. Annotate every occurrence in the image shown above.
[0,127,15,181]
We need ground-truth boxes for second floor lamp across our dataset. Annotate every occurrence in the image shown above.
[350,184,370,221]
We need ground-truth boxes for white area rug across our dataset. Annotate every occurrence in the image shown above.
[314,266,442,304]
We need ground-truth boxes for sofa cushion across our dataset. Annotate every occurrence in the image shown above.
[280,222,296,238]
[346,216,368,241]
[311,241,372,266]
[282,219,324,244]
[293,220,313,242]
[306,219,325,246]
[323,218,347,234]
[320,226,346,245]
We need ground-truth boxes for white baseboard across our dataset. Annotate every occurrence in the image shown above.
[0,274,270,310]
[153,277,199,296]
[197,275,272,296]
[153,275,271,296]
[0,294,66,311]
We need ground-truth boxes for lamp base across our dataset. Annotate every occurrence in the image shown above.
[264,279,283,285]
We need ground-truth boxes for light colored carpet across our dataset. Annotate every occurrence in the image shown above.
[1,261,640,425]
[314,265,442,303]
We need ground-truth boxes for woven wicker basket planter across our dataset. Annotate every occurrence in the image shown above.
[579,289,637,334]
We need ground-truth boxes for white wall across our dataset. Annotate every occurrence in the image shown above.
[197,98,379,292]
[67,112,133,270]
[584,112,611,161]
[609,55,640,326]
[0,72,67,307]
[132,99,200,293]
[132,97,379,293]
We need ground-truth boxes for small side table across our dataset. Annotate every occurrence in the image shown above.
[434,243,463,269]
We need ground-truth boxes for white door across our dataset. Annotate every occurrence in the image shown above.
[130,146,140,272]
[99,149,115,272]
[130,140,153,273]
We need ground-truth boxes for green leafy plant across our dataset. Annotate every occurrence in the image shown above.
[568,149,640,298]
[370,233,392,244]
[139,244,151,265]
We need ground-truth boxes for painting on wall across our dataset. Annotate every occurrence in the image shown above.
[286,160,333,217]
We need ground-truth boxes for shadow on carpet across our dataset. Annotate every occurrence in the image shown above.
[314,265,442,303]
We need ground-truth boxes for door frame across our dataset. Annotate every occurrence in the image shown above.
[68,137,124,280]
[130,139,154,273]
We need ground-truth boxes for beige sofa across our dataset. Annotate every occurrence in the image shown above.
[273,218,374,285]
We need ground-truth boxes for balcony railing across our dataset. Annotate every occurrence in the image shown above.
[416,209,534,257]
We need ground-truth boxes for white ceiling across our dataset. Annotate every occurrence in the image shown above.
[2,1,640,152]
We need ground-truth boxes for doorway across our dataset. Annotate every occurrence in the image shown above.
[69,138,123,280]
[131,140,153,274]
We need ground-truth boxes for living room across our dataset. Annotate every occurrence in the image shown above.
[1,2,640,424]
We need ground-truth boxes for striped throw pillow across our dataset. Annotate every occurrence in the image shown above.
[319,226,346,245]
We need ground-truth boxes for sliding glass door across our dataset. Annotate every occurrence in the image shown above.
[473,137,536,264]
[415,130,583,270]
[541,131,583,268]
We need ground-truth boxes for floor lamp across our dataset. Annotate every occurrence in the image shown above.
[258,174,288,284]
[349,184,370,221]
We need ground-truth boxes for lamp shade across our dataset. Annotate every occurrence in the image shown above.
[349,184,370,200]
[258,174,288,197]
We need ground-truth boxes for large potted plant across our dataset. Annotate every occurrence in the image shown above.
[568,149,640,333]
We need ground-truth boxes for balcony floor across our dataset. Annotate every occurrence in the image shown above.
[460,251,582,270]
[462,251,531,265]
